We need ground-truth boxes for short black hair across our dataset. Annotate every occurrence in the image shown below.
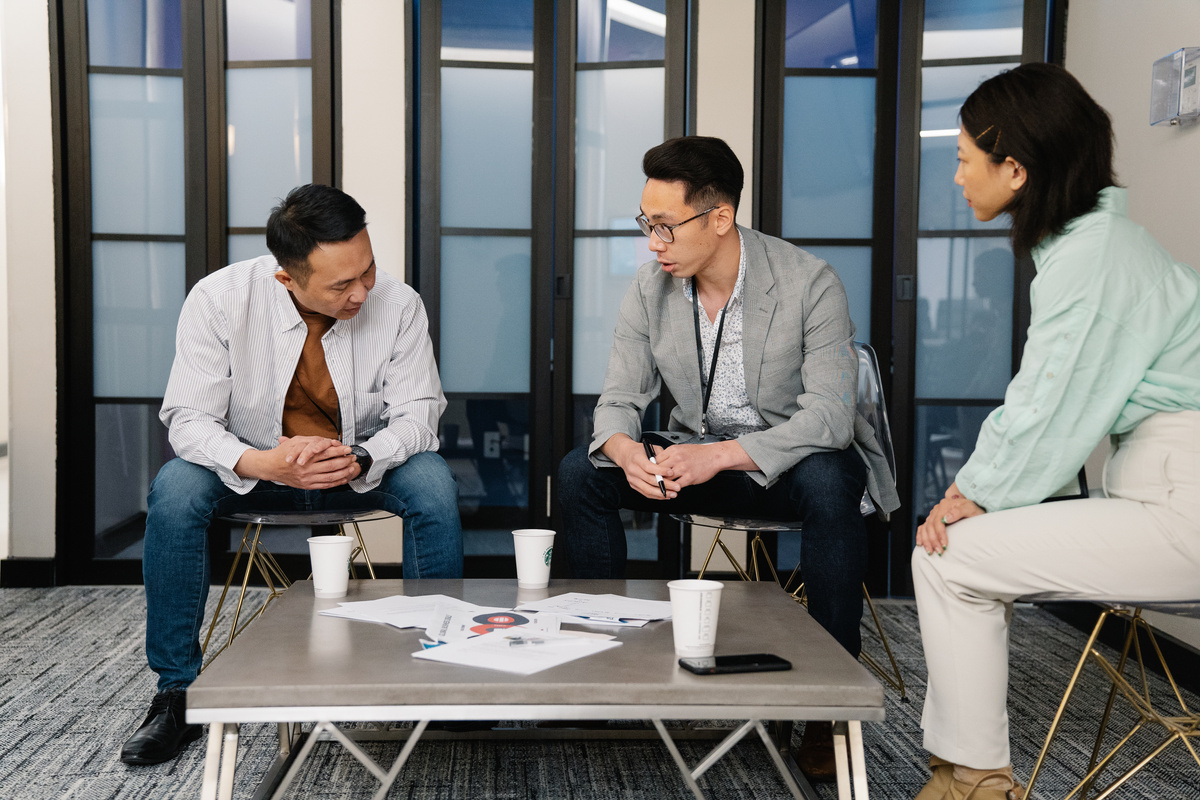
[961,63,1116,256]
[642,136,744,213]
[266,184,367,285]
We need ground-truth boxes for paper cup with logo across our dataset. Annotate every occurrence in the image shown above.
[307,535,356,599]
[667,579,724,657]
[512,528,555,589]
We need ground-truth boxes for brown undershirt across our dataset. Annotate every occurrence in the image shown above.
[282,303,340,440]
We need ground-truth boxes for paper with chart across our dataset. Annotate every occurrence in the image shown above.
[424,604,561,643]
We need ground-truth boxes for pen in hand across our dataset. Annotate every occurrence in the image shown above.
[642,440,668,498]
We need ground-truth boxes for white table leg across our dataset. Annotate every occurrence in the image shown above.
[651,719,707,799]
[849,720,869,799]
[218,724,239,800]
[371,719,430,800]
[753,721,805,800]
[833,723,852,800]
[201,723,224,800]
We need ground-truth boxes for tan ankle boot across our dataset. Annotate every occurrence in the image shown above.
[913,756,955,800]
[944,766,1024,800]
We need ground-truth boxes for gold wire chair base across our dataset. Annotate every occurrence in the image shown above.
[200,521,377,673]
[696,526,907,700]
[1024,606,1200,800]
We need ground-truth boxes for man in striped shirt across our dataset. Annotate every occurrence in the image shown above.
[121,184,463,766]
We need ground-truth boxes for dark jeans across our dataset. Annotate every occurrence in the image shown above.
[558,444,868,657]
[143,452,463,692]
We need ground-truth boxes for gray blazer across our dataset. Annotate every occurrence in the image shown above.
[589,226,900,515]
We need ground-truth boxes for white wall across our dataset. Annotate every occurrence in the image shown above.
[1066,0,1200,266]
[1066,0,1200,647]
[341,0,407,284]
[1,0,56,560]
[0,4,8,559]
[695,0,756,228]
[340,0,409,561]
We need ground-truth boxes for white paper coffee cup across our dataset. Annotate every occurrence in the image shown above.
[512,529,555,589]
[308,535,355,599]
[667,579,724,657]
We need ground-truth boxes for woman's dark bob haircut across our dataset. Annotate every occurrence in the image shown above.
[960,63,1116,256]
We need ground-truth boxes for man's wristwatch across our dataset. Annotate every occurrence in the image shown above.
[349,445,373,476]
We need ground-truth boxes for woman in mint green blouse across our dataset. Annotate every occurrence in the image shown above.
[911,63,1200,800]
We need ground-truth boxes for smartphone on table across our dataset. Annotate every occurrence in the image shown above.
[678,653,792,674]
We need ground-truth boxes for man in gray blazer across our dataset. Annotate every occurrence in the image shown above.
[558,136,899,779]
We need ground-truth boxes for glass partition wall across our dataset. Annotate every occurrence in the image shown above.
[756,0,897,590]
[59,0,335,582]
[890,0,1054,594]
[417,0,687,577]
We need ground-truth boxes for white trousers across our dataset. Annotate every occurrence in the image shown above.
[912,410,1200,769]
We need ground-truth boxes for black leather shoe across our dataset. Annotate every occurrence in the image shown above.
[120,689,202,765]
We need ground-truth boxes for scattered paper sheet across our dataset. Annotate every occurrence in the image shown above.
[318,594,483,630]
[558,615,649,628]
[412,628,622,675]
[515,593,672,621]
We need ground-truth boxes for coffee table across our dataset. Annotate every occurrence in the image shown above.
[188,579,883,800]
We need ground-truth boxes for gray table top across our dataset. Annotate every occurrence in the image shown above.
[188,579,884,722]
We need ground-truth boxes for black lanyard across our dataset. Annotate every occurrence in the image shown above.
[692,278,731,437]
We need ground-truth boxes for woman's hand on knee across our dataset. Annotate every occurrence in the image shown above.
[916,494,986,555]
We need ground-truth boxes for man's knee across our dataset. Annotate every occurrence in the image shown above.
[383,451,459,515]
[558,445,596,500]
[786,449,866,515]
[148,458,226,515]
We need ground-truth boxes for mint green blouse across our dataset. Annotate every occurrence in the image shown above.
[956,187,1200,512]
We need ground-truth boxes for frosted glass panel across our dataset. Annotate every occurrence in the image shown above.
[442,0,533,62]
[916,237,1013,399]
[439,397,530,520]
[804,245,872,344]
[93,241,186,397]
[87,0,182,69]
[576,68,664,230]
[573,234,652,394]
[578,0,666,62]
[924,0,1022,60]
[782,76,875,239]
[785,0,876,69]
[94,403,174,554]
[226,67,313,228]
[440,236,531,393]
[441,68,533,229]
[227,234,271,265]
[89,74,185,235]
[914,403,995,517]
[226,0,312,61]
[919,63,1016,231]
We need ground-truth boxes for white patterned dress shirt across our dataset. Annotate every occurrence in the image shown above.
[160,256,447,494]
[681,231,770,438]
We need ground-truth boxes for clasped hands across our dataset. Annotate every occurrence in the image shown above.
[915,481,986,556]
[608,434,748,500]
[235,435,361,490]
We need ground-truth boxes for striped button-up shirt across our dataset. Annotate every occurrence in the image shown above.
[160,256,446,494]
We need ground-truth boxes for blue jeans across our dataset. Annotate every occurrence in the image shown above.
[558,445,868,657]
[143,451,463,692]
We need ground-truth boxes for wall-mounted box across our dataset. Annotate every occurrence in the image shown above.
[1150,47,1200,125]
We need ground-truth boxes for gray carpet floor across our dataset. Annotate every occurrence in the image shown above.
[1,587,1198,799]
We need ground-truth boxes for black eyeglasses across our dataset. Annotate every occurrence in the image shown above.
[635,206,717,244]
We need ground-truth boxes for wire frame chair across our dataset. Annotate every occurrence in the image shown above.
[675,343,907,699]
[1024,602,1200,800]
[200,508,390,671]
